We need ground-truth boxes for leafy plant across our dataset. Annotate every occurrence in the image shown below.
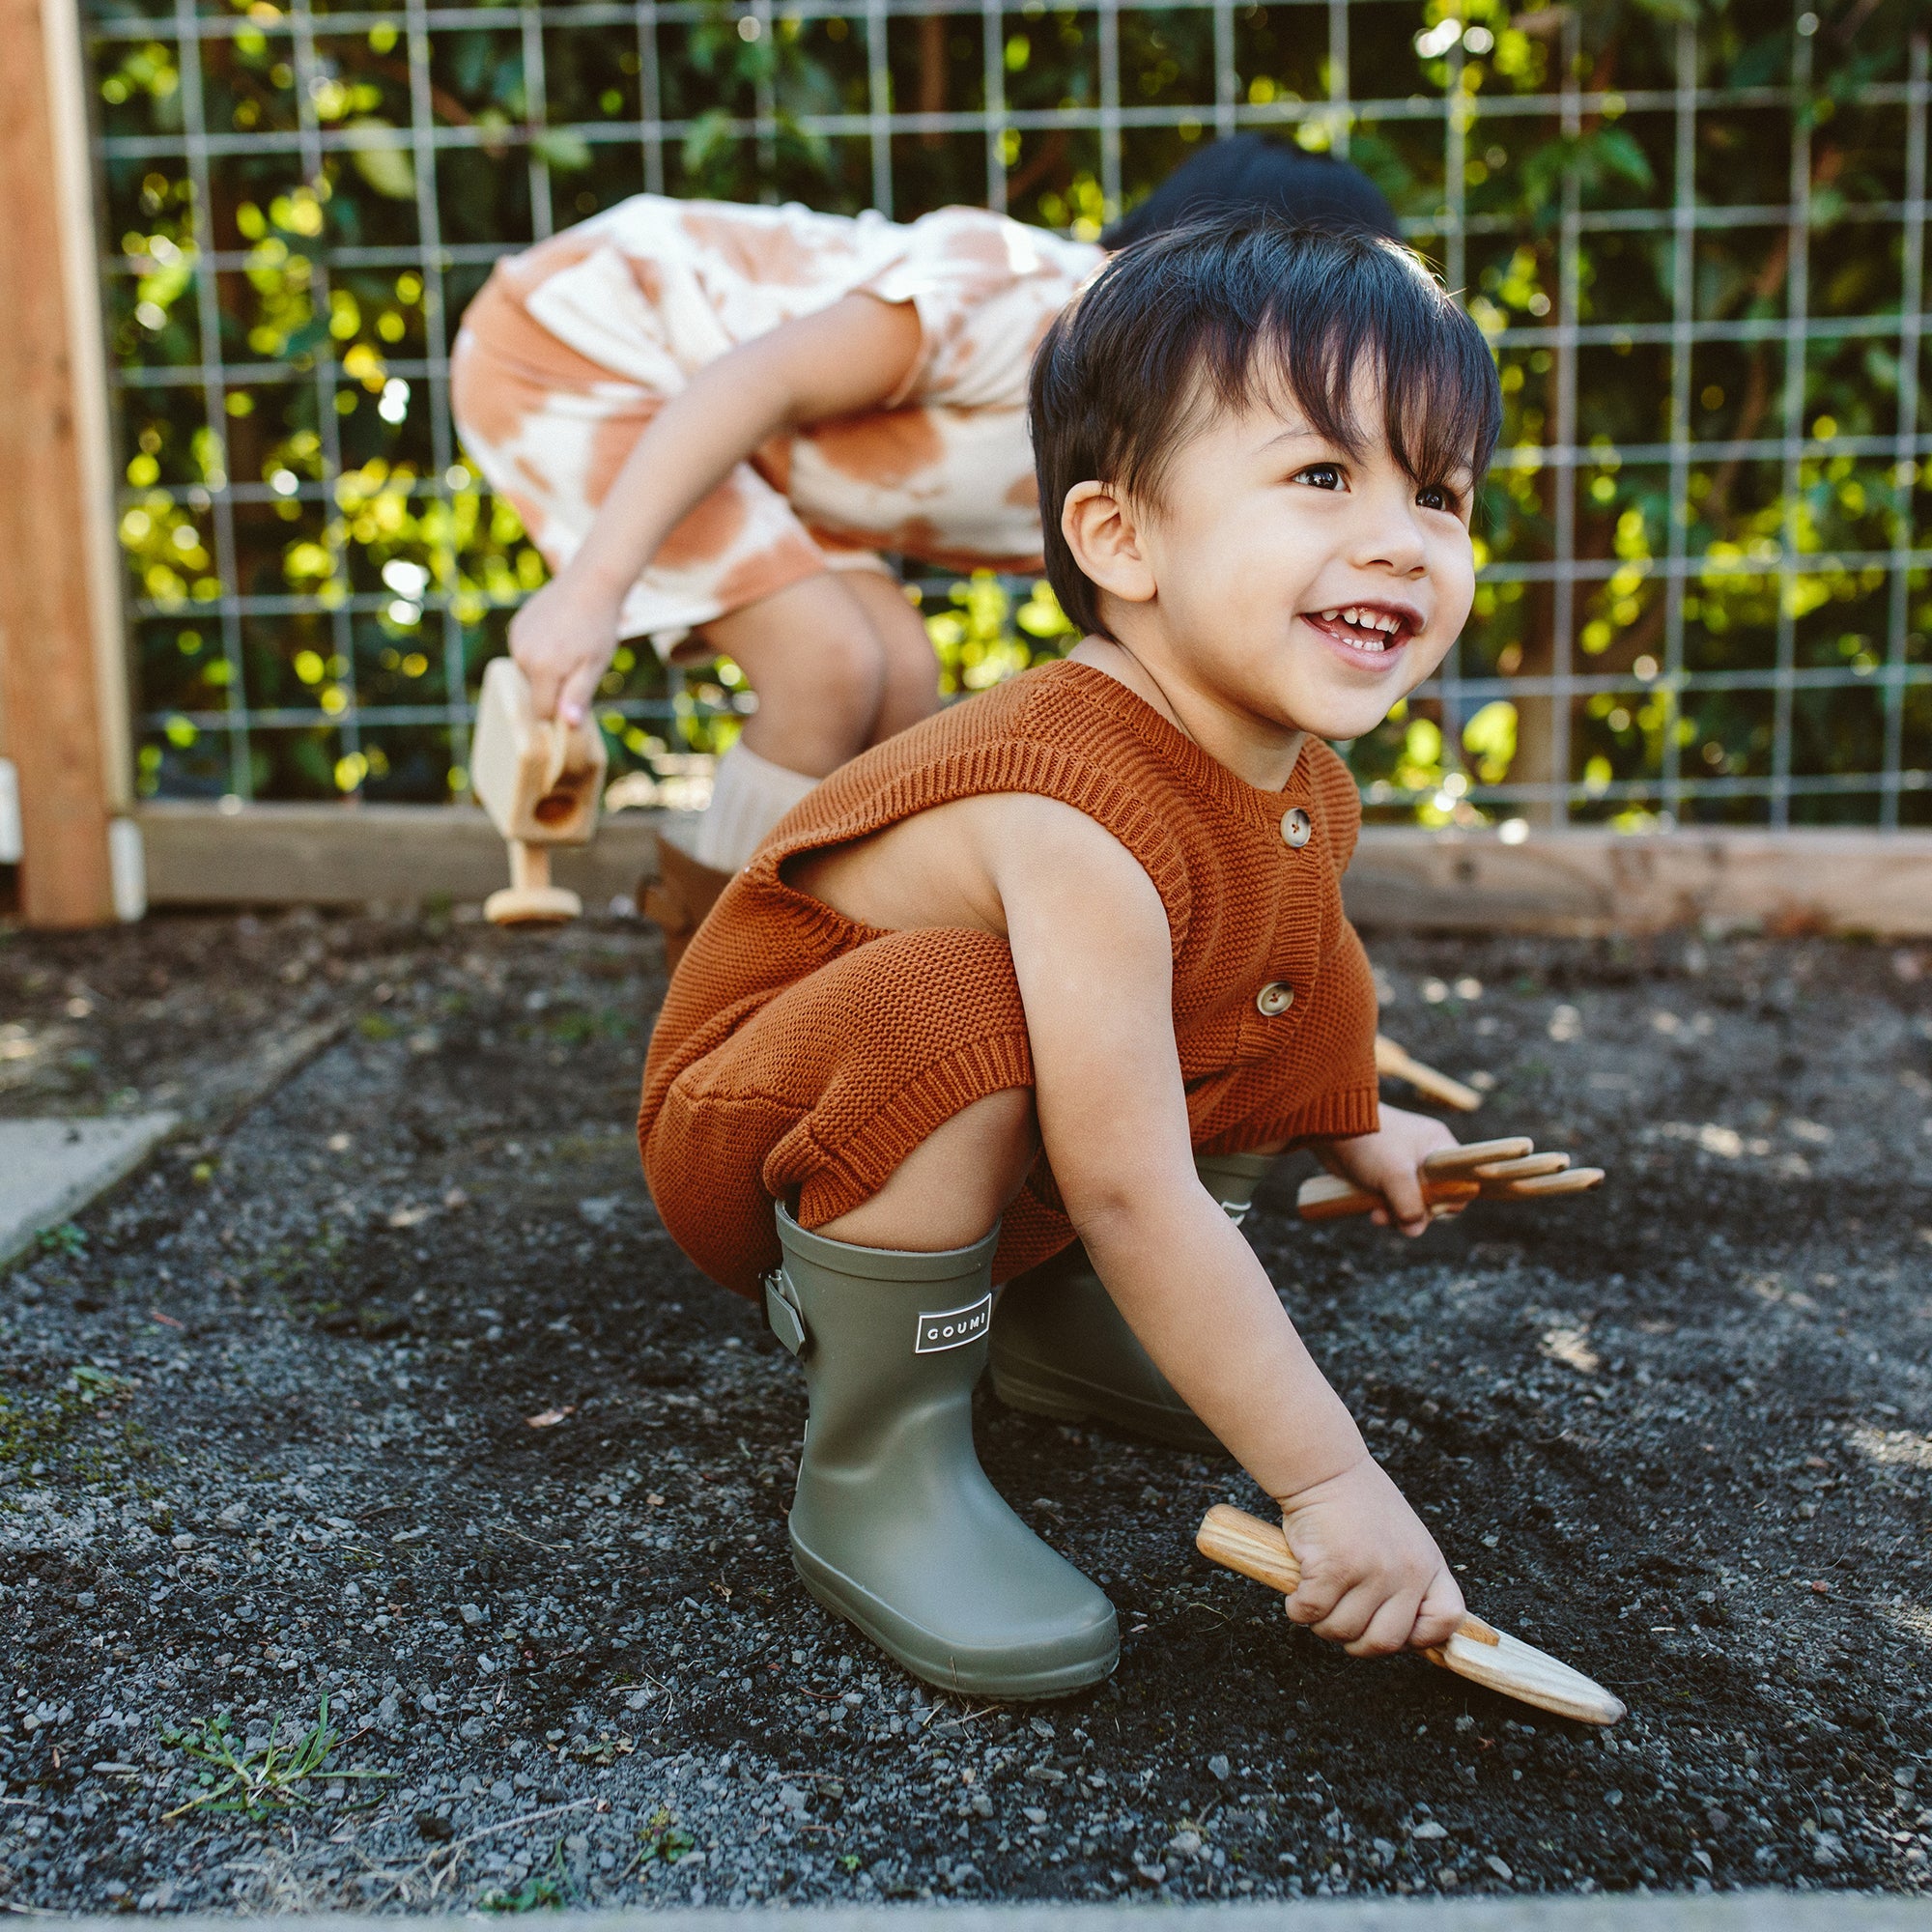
[158,1694,393,1822]
[482,1849,573,1912]
[639,1805,696,1864]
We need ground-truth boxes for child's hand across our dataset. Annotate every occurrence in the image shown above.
[1277,1456,1464,1656]
[509,571,625,727]
[1316,1103,1459,1236]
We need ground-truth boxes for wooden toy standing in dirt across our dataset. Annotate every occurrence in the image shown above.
[449,140,1402,966]
[635,223,1616,1705]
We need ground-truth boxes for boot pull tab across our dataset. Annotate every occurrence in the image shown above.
[764,1267,809,1358]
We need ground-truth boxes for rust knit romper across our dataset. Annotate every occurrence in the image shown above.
[639,660,1380,1300]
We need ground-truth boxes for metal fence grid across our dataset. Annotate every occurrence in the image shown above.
[84,0,1930,825]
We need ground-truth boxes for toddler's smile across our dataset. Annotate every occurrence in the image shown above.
[1302,600,1425,662]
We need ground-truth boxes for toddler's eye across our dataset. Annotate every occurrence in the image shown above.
[1294,463,1345,491]
[1416,481,1460,513]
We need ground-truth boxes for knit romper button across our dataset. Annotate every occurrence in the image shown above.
[1256,981,1294,1017]
[1280,807,1312,849]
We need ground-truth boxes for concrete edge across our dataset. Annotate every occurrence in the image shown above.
[0,1110,177,1269]
[36,1895,1932,1927]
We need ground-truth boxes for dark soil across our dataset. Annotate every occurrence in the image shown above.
[3,907,1931,1912]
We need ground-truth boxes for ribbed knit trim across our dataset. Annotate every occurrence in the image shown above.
[793,1029,1037,1233]
[1198,1078,1381,1157]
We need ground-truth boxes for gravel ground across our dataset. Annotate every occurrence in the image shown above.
[3,907,1932,1914]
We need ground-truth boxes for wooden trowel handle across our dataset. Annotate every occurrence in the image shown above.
[1297,1174,1480,1222]
[1195,1504,1498,1646]
[1197,1499,1303,1592]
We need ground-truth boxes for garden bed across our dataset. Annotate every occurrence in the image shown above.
[2,909,1929,1911]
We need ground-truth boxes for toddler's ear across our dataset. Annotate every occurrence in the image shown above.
[1062,481,1156,607]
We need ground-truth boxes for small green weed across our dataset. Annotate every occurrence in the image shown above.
[38,1222,87,1259]
[481,1859,569,1914]
[357,1013,399,1041]
[0,1365,134,1484]
[639,1806,696,1864]
[159,1694,393,1822]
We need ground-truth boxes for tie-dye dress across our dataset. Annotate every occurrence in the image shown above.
[450,196,1102,658]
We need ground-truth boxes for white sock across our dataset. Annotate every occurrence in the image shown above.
[689,740,821,871]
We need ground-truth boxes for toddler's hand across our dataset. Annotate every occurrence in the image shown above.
[1317,1102,1458,1236]
[1277,1455,1464,1657]
[509,572,625,726]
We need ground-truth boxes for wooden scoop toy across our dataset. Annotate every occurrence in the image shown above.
[470,658,608,925]
[1297,1136,1605,1223]
[1197,1503,1625,1726]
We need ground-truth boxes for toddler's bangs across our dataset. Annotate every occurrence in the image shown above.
[1246,259,1500,494]
[1185,233,1501,497]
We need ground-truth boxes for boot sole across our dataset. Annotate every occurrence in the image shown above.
[989,1357,1225,1456]
[789,1534,1118,1701]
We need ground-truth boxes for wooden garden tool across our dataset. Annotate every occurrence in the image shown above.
[1297,1136,1605,1222]
[469,657,608,925]
[1196,1503,1625,1726]
[1375,1035,1483,1114]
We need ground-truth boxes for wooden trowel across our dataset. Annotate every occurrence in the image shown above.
[1197,1503,1625,1726]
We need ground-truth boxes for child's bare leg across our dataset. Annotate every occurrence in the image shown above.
[839,568,942,746]
[814,1087,1036,1252]
[698,572,892,777]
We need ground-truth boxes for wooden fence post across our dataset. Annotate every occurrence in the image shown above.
[0,0,135,926]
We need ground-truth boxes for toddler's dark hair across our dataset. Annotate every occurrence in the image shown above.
[1029,220,1502,639]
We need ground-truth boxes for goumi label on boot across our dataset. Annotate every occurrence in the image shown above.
[913,1293,993,1354]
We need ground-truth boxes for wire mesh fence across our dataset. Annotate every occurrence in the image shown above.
[87,0,1928,825]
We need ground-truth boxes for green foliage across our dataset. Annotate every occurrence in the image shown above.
[639,1805,696,1864]
[88,0,1925,822]
[482,1849,574,1912]
[0,1364,134,1487]
[157,1694,394,1821]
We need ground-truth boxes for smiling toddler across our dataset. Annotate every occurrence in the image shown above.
[638,220,1503,1698]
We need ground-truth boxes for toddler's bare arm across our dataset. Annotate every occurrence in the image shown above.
[992,795,1463,1653]
[512,294,923,723]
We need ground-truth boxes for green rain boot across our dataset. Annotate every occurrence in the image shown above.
[988,1151,1278,1453]
[765,1205,1119,1699]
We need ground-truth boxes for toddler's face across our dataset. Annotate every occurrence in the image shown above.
[1133,363,1477,745]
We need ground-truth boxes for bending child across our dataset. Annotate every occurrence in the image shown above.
[638,220,1502,1698]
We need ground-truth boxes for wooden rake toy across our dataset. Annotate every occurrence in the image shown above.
[1297,1136,1605,1224]
[1197,1504,1625,1726]
[470,658,609,926]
